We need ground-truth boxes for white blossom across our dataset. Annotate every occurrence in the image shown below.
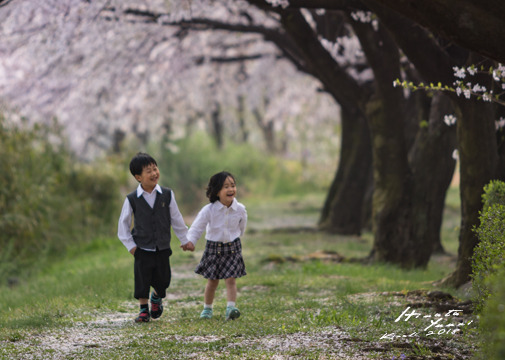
[496,117,505,130]
[443,114,457,126]
[452,149,459,161]
[266,0,290,8]
[350,11,373,23]
[472,84,486,93]
[453,66,466,79]
[467,66,477,76]
[492,70,501,81]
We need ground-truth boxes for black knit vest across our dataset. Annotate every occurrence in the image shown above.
[127,186,172,251]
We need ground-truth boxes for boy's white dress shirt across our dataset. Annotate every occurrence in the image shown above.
[117,184,189,252]
[187,198,247,245]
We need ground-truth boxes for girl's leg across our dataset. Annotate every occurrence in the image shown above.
[200,279,219,319]
[225,278,240,320]
[225,278,237,303]
[204,279,220,305]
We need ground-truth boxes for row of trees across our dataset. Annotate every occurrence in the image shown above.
[2,0,504,287]
[138,0,503,286]
[0,0,339,166]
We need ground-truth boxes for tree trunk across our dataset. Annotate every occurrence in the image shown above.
[409,93,457,254]
[351,20,434,267]
[210,101,223,149]
[237,94,249,143]
[319,105,372,234]
[253,108,276,153]
[440,99,498,287]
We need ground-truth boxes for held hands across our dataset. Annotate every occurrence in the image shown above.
[181,242,195,252]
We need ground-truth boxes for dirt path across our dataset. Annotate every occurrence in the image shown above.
[5,287,476,360]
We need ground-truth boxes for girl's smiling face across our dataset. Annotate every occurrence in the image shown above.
[218,176,236,207]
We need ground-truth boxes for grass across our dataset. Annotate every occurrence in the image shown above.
[0,187,477,359]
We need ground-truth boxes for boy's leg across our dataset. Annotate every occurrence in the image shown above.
[225,278,240,320]
[151,249,172,319]
[136,299,150,323]
[150,290,163,319]
[134,249,154,322]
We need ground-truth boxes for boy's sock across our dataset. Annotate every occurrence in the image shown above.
[150,293,164,319]
[227,301,236,308]
[204,304,213,309]
[151,292,162,303]
[135,304,150,323]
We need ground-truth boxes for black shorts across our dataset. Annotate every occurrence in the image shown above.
[134,248,172,299]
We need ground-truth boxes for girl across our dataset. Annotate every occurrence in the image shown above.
[186,171,248,320]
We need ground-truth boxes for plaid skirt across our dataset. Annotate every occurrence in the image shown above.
[195,238,247,279]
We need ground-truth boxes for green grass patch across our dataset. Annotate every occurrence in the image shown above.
[0,190,476,359]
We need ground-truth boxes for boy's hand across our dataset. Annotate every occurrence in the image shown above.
[181,242,195,252]
[129,247,137,256]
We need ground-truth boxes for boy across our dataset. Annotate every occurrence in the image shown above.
[118,152,194,322]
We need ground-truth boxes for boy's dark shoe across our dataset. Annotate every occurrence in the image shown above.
[135,309,150,323]
[150,294,163,319]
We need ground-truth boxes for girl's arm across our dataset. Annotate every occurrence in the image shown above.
[187,204,211,245]
[239,207,248,237]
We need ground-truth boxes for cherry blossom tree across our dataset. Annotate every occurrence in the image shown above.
[0,0,338,163]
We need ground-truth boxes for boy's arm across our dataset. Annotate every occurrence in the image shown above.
[118,198,137,253]
[168,190,190,245]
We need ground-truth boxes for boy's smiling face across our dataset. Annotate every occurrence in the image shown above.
[218,176,236,207]
[135,163,160,193]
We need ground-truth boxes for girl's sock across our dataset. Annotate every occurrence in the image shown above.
[204,304,213,309]
[227,301,236,308]
[140,304,149,312]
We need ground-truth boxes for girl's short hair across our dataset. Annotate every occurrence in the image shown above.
[206,171,236,203]
[129,152,157,177]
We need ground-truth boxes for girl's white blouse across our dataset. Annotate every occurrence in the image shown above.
[187,198,247,244]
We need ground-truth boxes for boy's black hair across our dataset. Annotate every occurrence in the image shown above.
[129,152,157,177]
[206,171,236,203]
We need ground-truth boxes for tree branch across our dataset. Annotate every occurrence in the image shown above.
[0,0,15,8]
[364,0,505,64]
[193,53,279,65]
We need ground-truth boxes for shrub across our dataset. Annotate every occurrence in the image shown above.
[0,116,122,280]
[475,268,505,359]
[472,180,505,359]
[472,204,505,310]
[472,180,505,311]
[481,179,505,209]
